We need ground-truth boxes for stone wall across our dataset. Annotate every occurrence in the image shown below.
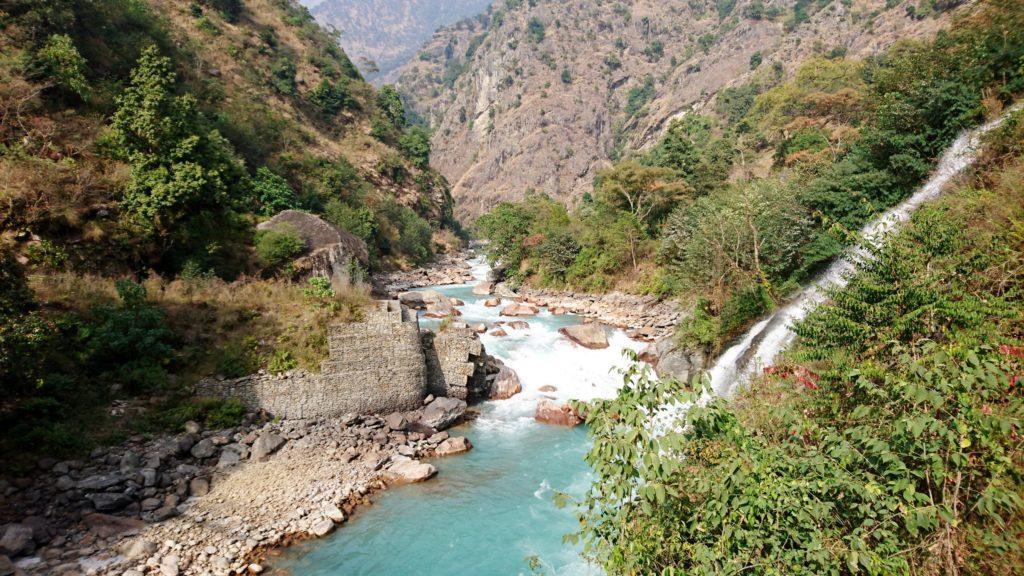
[197,301,428,418]
[422,327,488,400]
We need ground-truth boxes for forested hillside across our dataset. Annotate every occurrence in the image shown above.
[0,0,461,465]
[396,0,962,218]
[476,0,1024,356]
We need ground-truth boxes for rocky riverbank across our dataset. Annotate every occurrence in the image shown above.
[0,397,473,576]
[372,253,476,295]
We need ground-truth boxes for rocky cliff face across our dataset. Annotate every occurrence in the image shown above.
[304,0,491,82]
[395,0,965,219]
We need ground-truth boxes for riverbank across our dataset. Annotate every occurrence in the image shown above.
[375,251,685,341]
[0,398,474,576]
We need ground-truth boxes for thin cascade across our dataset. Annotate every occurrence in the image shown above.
[706,105,1021,397]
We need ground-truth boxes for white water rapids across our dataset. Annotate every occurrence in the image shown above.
[705,106,1020,397]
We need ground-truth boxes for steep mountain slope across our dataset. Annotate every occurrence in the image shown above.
[396,0,966,218]
[304,0,491,82]
[1,0,458,274]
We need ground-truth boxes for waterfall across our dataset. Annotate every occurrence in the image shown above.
[706,105,1020,397]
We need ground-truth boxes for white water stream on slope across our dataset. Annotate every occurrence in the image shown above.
[705,107,1019,396]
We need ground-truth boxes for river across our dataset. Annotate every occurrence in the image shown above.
[275,107,1018,575]
[275,259,644,575]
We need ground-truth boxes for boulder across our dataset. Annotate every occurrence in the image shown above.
[538,385,558,393]
[88,492,132,512]
[82,513,144,538]
[470,323,487,333]
[483,298,501,307]
[384,413,408,431]
[0,555,12,576]
[422,298,458,318]
[500,303,539,317]
[434,436,472,456]
[472,281,494,295]
[120,539,158,561]
[309,518,335,538]
[489,328,508,337]
[0,525,33,556]
[189,477,210,497]
[257,209,368,264]
[218,444,248,468]
[76,472,124,491]
[641,337,706,382]
[190,438,217,459]
[322,503,346,523]
[506,320,530,330]
[558,324,609,349]
[489,365,522,400]
[421,397,467,430]
[384,460,437,484]
[250,433,286,462]
[535,399,583,427]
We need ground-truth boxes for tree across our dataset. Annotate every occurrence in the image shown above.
[375,85,405,130]
[34,34,88,98]
[310,77,354,115]
[248,167,298,216]
[399,125,431,169]
[109,46,242,237]
[594,162,689,229]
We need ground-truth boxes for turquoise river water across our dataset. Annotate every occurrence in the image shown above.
[275,259,643,575]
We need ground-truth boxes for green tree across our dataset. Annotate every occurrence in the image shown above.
[399,125,431,169]
[34,34,88,98]
[248,167,298,216]
[594,162,689,230]
[108,46,243,237]
[310,77,355,115]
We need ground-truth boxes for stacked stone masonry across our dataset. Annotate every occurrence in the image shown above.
[198,301,428,418]
[198,301,492,418]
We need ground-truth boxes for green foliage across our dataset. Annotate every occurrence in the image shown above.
[34,34,89,98]
[324,199,375,242]
[248,167,298,216]
[108,46,243,237]
[399,125,432,169]
[309,77,355,115]
[560,67,572,84]
[254,225,305,269]
[643,115,735,196]
[302,276,335,300]
[202,0,243,23]
[594,161,689,230]
[373,84,406,140]
[624,74,655,118]
[574,191,1024,574]
[269,57,297,95]
[80,280,176,393]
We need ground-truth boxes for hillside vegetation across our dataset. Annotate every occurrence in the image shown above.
[476,0,1024,356]
[396,0,960,218]
[0,0,460,465]
[571,101,1024,576]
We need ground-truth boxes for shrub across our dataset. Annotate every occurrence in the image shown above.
[33,34,89,98]
[399,125,431,169]
[254,226,305,268]
[248,167,298,216]
[309,78,355,115]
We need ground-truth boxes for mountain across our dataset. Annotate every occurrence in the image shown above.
[395,0,965,219]
[303,0,492,82]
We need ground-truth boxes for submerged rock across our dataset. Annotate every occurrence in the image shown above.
[472,281,494,295]
[558,324,609,349]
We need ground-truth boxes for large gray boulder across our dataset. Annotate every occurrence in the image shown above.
[250,433,286,462]
[257,210,368,264]
[421,397,467,430]
[640,337,706,382]
[384,460,437,484]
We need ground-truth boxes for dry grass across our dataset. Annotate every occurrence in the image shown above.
[31,272,371,382]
